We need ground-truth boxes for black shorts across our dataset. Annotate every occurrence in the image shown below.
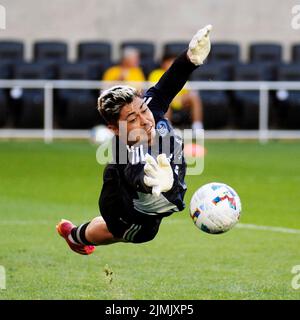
[101,209,164,244]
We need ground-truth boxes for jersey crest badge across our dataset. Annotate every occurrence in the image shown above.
[156,120,169,137]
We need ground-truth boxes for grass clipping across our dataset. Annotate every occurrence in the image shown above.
[104,264,114,284]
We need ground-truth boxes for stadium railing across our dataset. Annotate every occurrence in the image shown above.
[0,79,300,143]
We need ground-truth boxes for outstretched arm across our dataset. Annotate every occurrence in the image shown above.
[145,25,212,115]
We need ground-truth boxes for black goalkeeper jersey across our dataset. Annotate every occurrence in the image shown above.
[99,50,197,220]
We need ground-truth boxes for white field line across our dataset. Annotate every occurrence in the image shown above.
[1,219,300,235]
[235,223,300,234]
[164,220,300,235]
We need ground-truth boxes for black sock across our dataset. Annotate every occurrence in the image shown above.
[70,222,93,245]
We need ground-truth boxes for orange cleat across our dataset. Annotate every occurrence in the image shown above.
[56,219,95,255]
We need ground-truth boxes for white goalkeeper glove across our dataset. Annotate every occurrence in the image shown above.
[187,24,213,66]
[143,153,174,197]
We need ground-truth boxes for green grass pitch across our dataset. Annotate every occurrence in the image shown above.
[0,140,300,300]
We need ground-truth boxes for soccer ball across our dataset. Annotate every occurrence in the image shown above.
[190,182,242,234]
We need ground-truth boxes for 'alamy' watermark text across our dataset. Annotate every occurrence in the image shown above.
[291,5,300,30]
[291,265,300,290]
[0,266,6,290]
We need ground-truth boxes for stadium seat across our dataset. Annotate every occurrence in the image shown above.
[249,43,282,63]
[0,61,13,79]
[33,41,68,79]
[208,43,241,80]
[13,63,49,128]
[277,64,300,81]
[0,41,24,62]
[0,89,8,127]
[190,64,230,129]
[77,42,113,80]
[210,42,240,62]
[141,61,159,78]
[0,60,18,128]
[57,63,100,128]
[14,62,54,80]
[276,64,300,128]
[78,42,112,62]
[291,44,300,63]
[59,63,89,80]
[81,61,110,80]
[249,43,282,81]
[233,63,270,129]
[120,41,157,77]
[163,42,189,57]
[34,41,68,62]
[234,63,267,81]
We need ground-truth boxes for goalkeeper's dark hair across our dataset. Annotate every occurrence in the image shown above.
[97,85,142,125]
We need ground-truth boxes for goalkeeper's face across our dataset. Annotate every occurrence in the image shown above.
[110,97,156,146]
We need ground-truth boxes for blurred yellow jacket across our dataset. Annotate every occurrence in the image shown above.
[103,66,145,82]
[148,69,188,110]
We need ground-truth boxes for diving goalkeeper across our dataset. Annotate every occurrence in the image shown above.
[56,25,212,255]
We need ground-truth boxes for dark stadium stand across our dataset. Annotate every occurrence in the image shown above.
[56,63,100,129]
[276,64,300,129]
[0,61,14,79]
[209,42,240,64]
[33,41,69,79]
[291,44,300,63]
[0,39,299,129]
[249,43,283,80]
[0,42,24,128]
[190,64,230,129]
[13,62,48,128]
[249,43,282,63]
[33,41,68,62]
[0,41,24,62]
[77,42,113,80]
[208,42,241,80]
[78,41,112,62]
[0,89,8,127]
[80,60,110,80]
[233,63,271,129]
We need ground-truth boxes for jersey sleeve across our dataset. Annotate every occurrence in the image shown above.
[144,50,198,117]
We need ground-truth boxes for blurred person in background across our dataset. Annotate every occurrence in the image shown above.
[148,53,203,131]
[103,47,145,83]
